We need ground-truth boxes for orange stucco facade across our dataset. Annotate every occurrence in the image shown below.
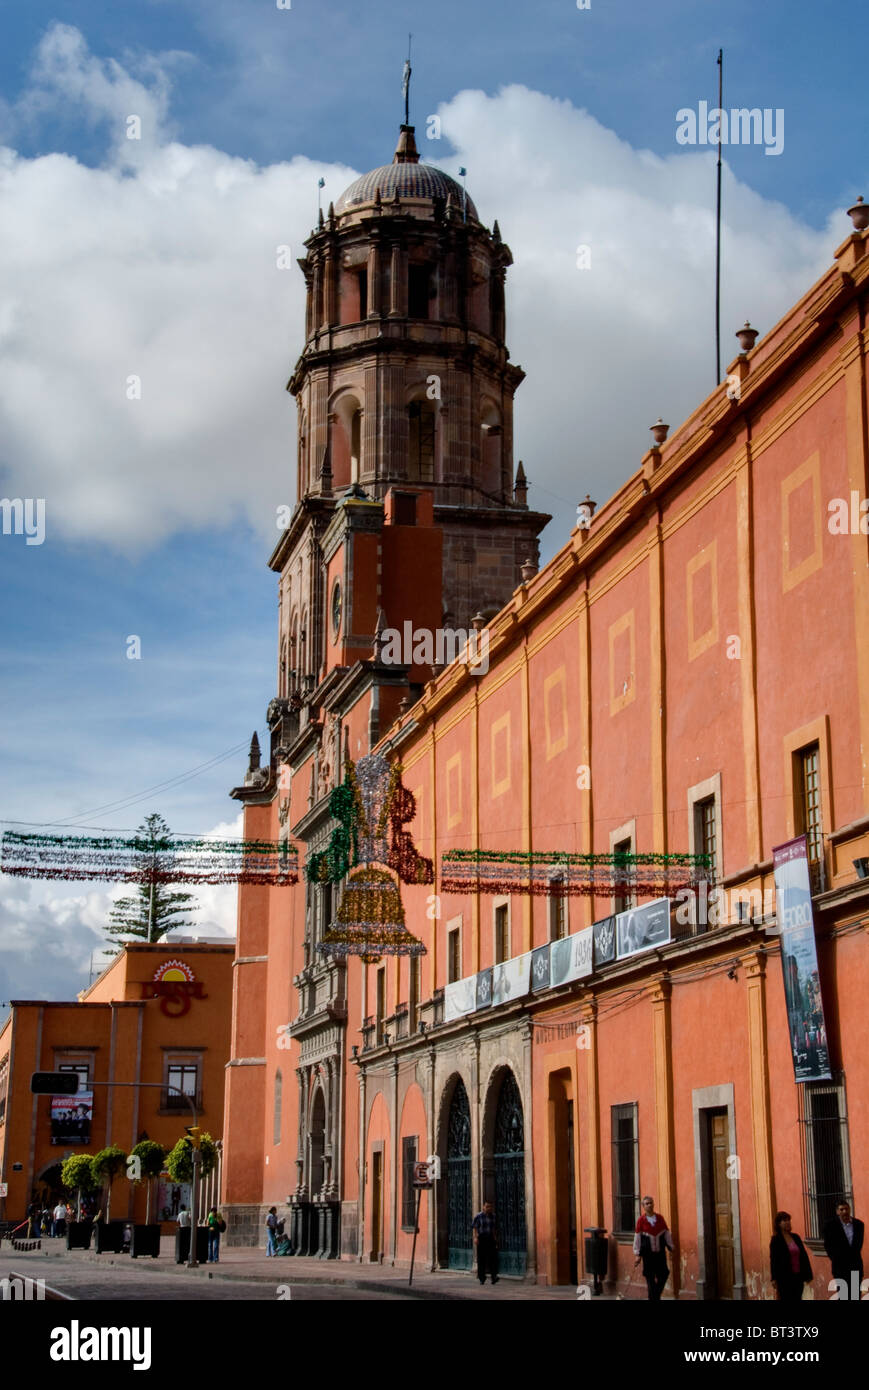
[0,942,234,1226]
[223,132,869,1296]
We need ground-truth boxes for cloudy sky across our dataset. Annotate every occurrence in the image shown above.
[0,1,865,1004]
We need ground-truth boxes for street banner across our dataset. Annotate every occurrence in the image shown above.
[616,898,671,959]
[50,1091,93,1146]
[592,914,617,967]
[476,968,493,1010]
[492,951,532,1006]
[444,975,477,1022]
[530,943,551,992]
[773,837,831,1082]
[550,928,593,987]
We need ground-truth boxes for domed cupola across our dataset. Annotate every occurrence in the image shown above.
[335,126,478,221]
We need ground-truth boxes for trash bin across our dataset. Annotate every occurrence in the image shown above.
[583,1226,609,1295]
[174,1226,209,1264]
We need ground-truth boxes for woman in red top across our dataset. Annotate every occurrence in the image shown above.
[633,1195,675,1300]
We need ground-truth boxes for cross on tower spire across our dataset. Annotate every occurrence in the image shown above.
[402,35,412,127]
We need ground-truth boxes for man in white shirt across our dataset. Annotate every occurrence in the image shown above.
[52,1201,67,1238]
[177,1206,190,1228]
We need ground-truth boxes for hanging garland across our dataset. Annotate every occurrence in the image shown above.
[440,848,711,898]
[0,831,298,886]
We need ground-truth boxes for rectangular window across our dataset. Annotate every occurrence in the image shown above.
[797,743,823,864]
[402,1135,418,1230]
[612,837,634,916]
[409,955,421,1033]
[447,926,461,984]
[494,904,509,964]
[166,1062,199,1110]
[611,1102,640,1236]
[548,876,567,941]
[694,797,718,883]
[357,269,368,320]
[58,1063,90,1092]
[375,967,386,1046]
[799,1073,852,1240]
[408,263,432,319]
[408,402,435,483]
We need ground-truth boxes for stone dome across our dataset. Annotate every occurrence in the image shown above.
[335,126,478,220]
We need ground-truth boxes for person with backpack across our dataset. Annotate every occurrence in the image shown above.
[266,1206,279,1256]
[206,1206,225,1263]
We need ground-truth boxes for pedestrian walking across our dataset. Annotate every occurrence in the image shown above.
[52,1200,67,1239]
[633,1195,675,1300]
[206,1206,225,1263]
[823,1201,864,1299]
[266,1205,279,1256]
[770,1211,813,1302]
[472,1201,500,1285]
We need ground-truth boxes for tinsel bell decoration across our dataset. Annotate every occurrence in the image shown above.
[319,867,425,963]
[310,751,432,962]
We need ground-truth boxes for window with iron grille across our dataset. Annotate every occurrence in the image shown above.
[549,876,567,941]
[799,1072,852,1240]
[375,967,386,1046]
[409,955,421,1033]
[408,401,435,483]
[797,744,823,864]
[612,838,634,916]
[611,1102,640,1236]
[402,1135,418,1230]
[494,903,509,964]
[694,796,718,883]
[447,926,461,984]
[166,1062,199,1109]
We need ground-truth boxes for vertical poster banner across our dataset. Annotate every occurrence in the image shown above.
[773,837,831,1082]
[50,1092,93,1146]
[156,1180,192,1222]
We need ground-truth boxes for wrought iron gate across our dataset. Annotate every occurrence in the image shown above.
[447,1080,472,1270]
[494,1071,527,1275]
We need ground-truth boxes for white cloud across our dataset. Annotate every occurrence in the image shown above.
[0,31,846,558]
[0,815,239,1003]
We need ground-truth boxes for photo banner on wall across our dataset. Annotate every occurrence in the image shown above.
[773,837,831,1083]
[50,1092,93,1146]
[492,952,532,1007]
[444,976,477,1023]
[616,898,671,959]
[550,928,593,987]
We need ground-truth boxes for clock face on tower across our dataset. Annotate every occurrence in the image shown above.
[331,580,342,639]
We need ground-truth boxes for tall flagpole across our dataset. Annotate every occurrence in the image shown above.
[715,48,723,385]
[403,35,412,126]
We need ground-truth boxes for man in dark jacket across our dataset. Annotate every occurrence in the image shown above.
[823,1201,865,1299]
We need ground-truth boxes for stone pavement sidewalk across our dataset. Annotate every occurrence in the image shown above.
[9,1237,596,1300]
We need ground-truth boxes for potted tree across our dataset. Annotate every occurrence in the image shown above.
[128,1141,166,1258]
[90,1146,128,1253]
[165,1132,218,1264]
[61,1154,96,1250]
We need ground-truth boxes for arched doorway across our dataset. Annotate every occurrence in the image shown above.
[492,1070,527,1275]
[446,1079,472,1270]
[310,1089,326,1198]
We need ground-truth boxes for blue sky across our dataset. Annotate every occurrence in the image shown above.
[0,0,865,1001]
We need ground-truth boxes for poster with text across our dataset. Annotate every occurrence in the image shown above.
[773,837,831,1082]
[549,928,593,987]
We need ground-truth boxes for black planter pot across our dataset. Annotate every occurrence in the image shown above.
[65,1221,92,1251]
[94,1221,126,1254]
[130,1224,161,1259]
[174,1226,209,1264]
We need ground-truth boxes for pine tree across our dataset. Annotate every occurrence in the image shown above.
[106,813,198,946]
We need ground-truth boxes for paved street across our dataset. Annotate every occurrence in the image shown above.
[2,1239,583,1300]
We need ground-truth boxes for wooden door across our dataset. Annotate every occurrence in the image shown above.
[371,1152,383,1261]
[707,1109,735,1298]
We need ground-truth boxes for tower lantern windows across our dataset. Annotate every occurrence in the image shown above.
[408,262,434,320]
